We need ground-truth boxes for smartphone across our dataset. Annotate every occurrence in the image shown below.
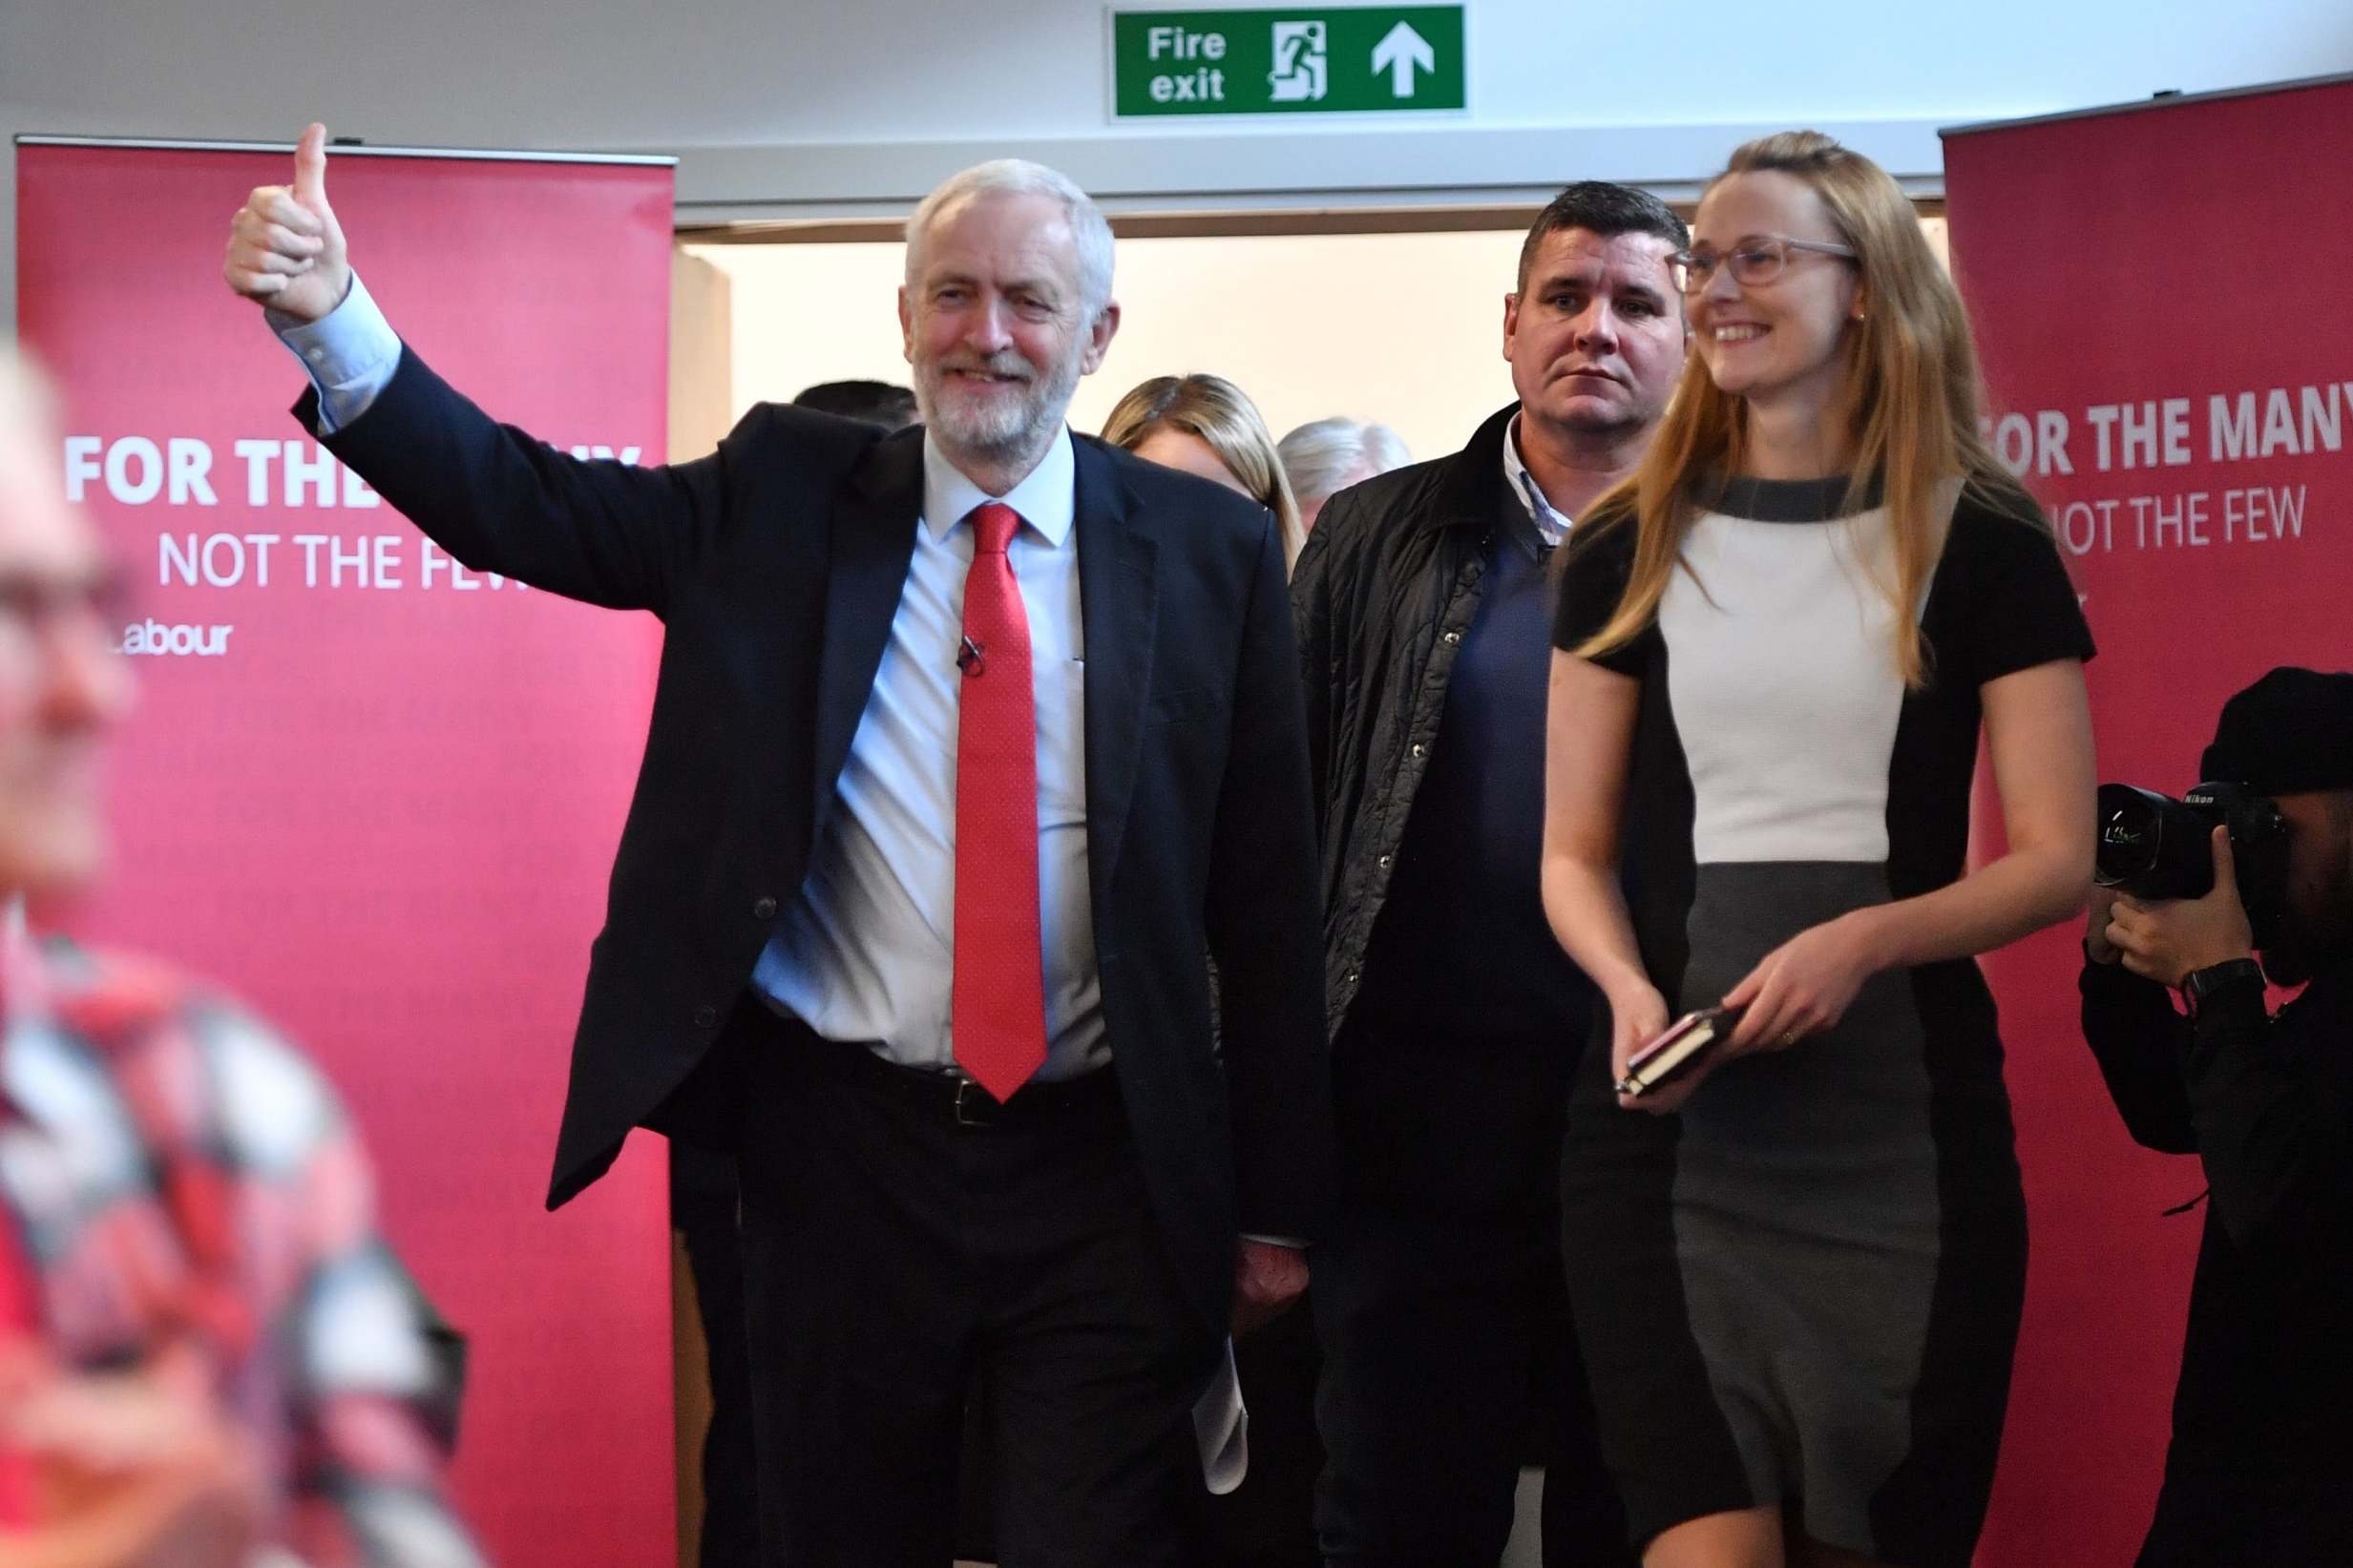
[1615,1005,1740,1098]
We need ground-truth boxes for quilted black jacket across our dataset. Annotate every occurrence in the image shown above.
[1289,403,1524,1040]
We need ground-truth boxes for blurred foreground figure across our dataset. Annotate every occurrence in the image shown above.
[0,346,481,1568]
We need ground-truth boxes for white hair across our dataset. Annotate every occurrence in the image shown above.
[1276,417,1414,505]
[906,159,1115,318]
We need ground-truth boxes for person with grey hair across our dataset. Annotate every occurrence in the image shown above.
[1274,418,1412,533]
[221,127,1334,1566]
[905,157,1118,320]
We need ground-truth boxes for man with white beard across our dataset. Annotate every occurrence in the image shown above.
[222,128,1335,1567]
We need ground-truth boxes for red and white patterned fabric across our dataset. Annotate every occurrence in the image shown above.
[0,928,481,1565]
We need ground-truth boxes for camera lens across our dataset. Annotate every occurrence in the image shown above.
[2094,783,2224,900]
[2094,784,2169,887]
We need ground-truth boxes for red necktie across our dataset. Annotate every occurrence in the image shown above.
[953,502,1048,1101]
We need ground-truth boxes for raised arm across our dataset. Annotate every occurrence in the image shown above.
[222,124,731,614]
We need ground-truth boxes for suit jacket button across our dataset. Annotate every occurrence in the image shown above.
[694,1004,719,1029]
[753,896,779,919]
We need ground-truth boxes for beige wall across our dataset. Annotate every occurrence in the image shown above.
[683,217,1951,469]
[685,229,1537,467]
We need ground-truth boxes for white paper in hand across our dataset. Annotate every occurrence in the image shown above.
[1191,1337,1250,1495]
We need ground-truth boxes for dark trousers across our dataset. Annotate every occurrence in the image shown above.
[673,1145,763,1568]
[737,1017,1219,1568]
[1203,1303,1324,1567]
[1313,1023,1632,1568]
[2138,1468,2353,1567]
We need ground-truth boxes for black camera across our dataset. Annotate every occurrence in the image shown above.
[2094,781,2291,946]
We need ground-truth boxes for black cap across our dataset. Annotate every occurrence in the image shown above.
[2199,667,2353,795]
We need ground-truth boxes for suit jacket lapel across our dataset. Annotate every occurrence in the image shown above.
[809,432,925,847]
[1073,438,1158,912]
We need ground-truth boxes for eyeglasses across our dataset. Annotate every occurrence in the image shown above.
[0,568,129,676]
[1670,236,1858,295]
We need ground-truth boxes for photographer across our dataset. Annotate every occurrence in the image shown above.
[2083,666,2353,1565]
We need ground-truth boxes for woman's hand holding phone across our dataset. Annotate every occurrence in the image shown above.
[1605,982,1675,1113]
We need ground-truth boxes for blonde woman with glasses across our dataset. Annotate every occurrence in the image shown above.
[1542,133,2096,1568]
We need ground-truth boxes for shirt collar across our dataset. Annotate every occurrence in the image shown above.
[1501,414,1571,547]
[921,426,1078,548]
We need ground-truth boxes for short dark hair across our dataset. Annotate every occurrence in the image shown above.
[1516,182,1689,293]
[791,380,918,430]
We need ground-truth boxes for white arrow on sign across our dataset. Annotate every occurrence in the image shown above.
[1370,20,1435,97]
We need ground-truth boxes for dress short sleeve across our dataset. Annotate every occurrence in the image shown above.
[1932,499,2097,687]
[1551,515,1653,678]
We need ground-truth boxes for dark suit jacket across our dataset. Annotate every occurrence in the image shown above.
[302,349,1335,1330]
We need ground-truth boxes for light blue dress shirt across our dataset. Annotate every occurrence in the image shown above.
[1501,413,1573,545]
[753,430,1104,1080]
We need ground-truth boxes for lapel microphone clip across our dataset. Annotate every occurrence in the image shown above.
[957,636,986,677]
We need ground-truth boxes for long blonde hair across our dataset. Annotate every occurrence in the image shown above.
[1574,131,2041,687]
[1102,374,1308,569]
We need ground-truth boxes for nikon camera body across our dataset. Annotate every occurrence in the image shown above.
[2094,781,2291,947]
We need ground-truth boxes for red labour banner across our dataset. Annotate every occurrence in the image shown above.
[1944,78,2353,1564]
[14,137,677,1568]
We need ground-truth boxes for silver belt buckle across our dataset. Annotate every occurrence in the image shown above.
[953,1078,993,1128]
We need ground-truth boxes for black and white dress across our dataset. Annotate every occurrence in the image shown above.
[1550,475,2092,1566]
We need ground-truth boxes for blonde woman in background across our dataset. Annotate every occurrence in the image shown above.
[1103,374,1307,570]
[1542,133,2096,1568]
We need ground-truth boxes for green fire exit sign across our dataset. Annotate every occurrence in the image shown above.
[1111,7,1467,116]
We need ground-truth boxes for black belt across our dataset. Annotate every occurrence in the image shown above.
[809,1032,1116,1129]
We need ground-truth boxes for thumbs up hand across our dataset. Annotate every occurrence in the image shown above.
[221,123,350,323]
